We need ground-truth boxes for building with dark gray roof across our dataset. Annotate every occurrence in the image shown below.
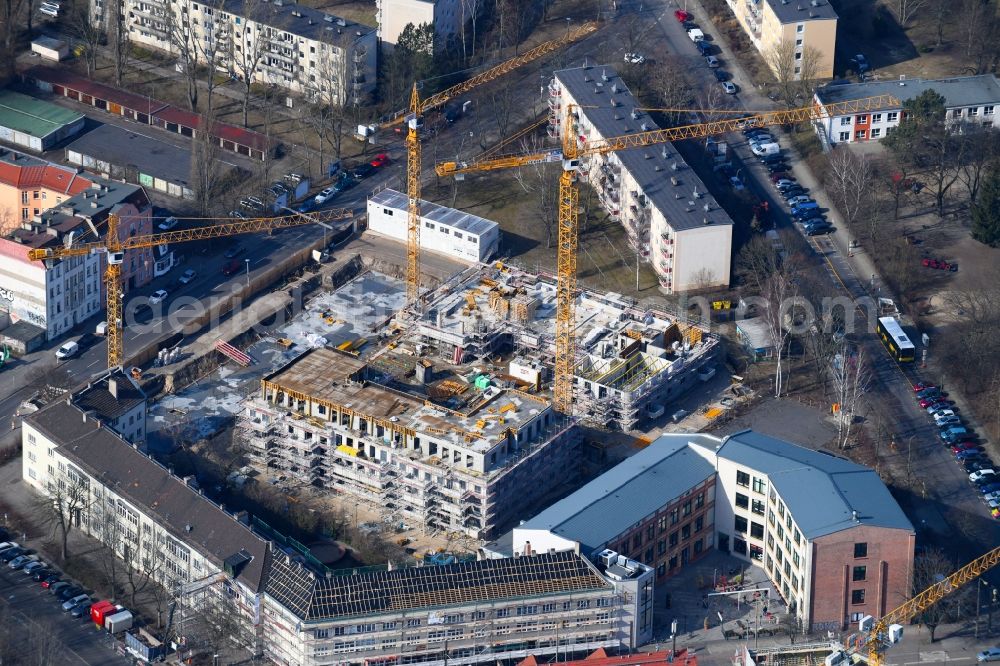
[70,368,147,443]
[550,66,733,293]
[814,74,1000,146]
[507,429,914,634]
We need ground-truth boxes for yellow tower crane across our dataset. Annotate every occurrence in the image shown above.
[365,21,598,305]
[860,545,1000,665]
[436,94,901,413]
[28,208,354,370]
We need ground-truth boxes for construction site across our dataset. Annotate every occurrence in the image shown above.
[232,261,716,540]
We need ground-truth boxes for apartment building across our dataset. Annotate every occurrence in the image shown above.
[69,368,148,444]
[376,0,468,51]
[0,179,153,340]
[506,430,914,634]
[262,549,654,666]
[509,436,717,583]
[814,74,1000,145]
[724,0,837,79]
[109,0,377,104]
[238,347,580,539]
[21,396,271,651]
[0,148,94,234]
[549,66,733,293]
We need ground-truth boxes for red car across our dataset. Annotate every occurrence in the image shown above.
[371,153,390,168]
[952,442,982,453]
[920,397,947,409]
[674,9,691,21]
[922,258,958,271]
[769,172,791,183]
[913,381,931,392]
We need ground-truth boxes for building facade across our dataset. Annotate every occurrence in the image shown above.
[262,550,654,666]
[814,74,1000,145]
[367,188,500,263]
[510,436,718,584]
[104,0,377,104]
[724,0,837,79]
[377,0,468,51]
[239,348,580,539]
[508,430,915,634]
[549,66,733,293]
[0,148,94,234]
[0,179,154,340]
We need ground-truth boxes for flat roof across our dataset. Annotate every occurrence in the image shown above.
[764,0,837,24]
[736,317,775,350]
[370,188,498,237]
[554,66,733,233]
[815,74,1000,111]
[518,436,716,553]
[717,430,914,539]
[27,400,271,591]
[65,124,197,187]
[265,549,611,622]
[0,90,83,139]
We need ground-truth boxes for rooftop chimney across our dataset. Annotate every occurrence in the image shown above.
[108,378,118,399]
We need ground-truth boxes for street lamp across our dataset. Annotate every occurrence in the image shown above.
[244,258,250,289]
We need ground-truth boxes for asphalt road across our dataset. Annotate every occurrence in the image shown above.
[0,560,133,665]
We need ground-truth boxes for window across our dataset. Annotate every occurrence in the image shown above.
[795,38,802,45]
[695,492,705,509]
[670,508,680,524]
[669,531,678,547]
[681,523,691,539]
[695,516,703,533]
[793,552,800,568]
[951,109,963,119]
[633,534,642,548]
[969,107,980,116]
[682,500,692,516]
[778,502,785,518]
[840,117,852,126]
[786,515,792,530]
[853,566,867,581]
[852,589,866,605]
[424,222,435,229]
[736,470,750,487]
[751,499,765,515]
[796,23,804,32]
[870,128,881,138]
[752,477,765,494]
[887,111,899,122]
[767,533,774,549]
[647,525,655,541]
[793,528,801,545]
[856,130,867,140]
[872,113,882,123]
[854,542,868,558]
[735,493,749,509]
[986,105,995,115]
[734,515,748,534]
[794,52,802,60]
[855,114,868,124]
[657,539,666,555]
[750,522,764,539]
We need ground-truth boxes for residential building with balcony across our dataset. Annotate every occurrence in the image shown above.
[0,179,154,340]
[548,66,733,293]
[237,347,581,539]
[724,0,837,79]
[100,0,377,104]
[814,74,1000,145]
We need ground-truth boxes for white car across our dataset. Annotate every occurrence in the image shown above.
[728,176,745,191]
[55,340,79,359]
[624,53,646,64]
[149,289,168,305]
[929,407,954,418]
[158,216,178,231]
[786,196,812,207]
[978,647,1000,662]
[313,187,335,205]
[970,469,997,483]
[722,81,737,94]
[179,269,197,284]
[984,491,1000,502]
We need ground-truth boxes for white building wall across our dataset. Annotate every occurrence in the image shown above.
[377,0,464,50]
[821,102,1000,145]
[672,224,733,292]
[511,528,580,556]
[366,196,499,262]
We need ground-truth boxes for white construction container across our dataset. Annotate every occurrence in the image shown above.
[366,188,500,263]
[31,37,68,61]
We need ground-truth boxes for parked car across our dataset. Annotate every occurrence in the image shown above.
[971,469,997,483]
[965,459,993,473]
[624,52,646,64]
[228,209,247,220]
[70,602,91,619]
[157,216,178,231]
[713,69,729,82]
[0,547,24,562]
[851,53,870,73]
[792,202,820,217]
[9,555,35,569]
[696,40,713,56]
[674,9,691,21]
[351,163,376,180]
[786,196,813,207]
[916,387,941,399]
[313,187,336,205]
[761,154,786,166]
[0,542,18,554]
[935,415,962,428]
[769,175,792,186]
[984,491,1000,502]
[766,162,789,173]
[721,81,737,95]
[179,269,197,285]
[941,427,969,443]
[23,561,45,575]
[62,594,89,612]
[983,646,1000,661]
[775,180,797,191]
[804,222,834,236]
[782,188,807,201]
[55,340,80,360]
[370,153,390,168]
[296,198,316,213]
[148,289,168,305]
[924,400,951,412]
[39,571,60,585]
[222,259,242,277]
[224,245,244,259]
[705,55,719,67]
[33,568,54,582]
[980,482,1000,495]
[49,581,70,596]
[929,406,956,418]
[57,585,83,601]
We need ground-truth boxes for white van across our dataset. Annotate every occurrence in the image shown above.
[687,28,705,42]
[95,321,108,336]
[55,340,79,359]
[751,142,781,157]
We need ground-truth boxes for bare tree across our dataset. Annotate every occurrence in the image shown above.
[0,0,27,82]
[33,465,90,562]
[512,135,560,248]
[65,0,102,77]
[92,490,125,600]
[895,0,929,26]
[957,124,1000,204]
[647,56,695,126]
[911,549,971,642]
[765,42,823,109]
[198,0,229,114]
[231,0,267,127]
[459,0,483,63]
[165,0,201,111]
[190,107,224,216]
[109,0,132,87]
[827,148,874,229]
[830,343,871,449]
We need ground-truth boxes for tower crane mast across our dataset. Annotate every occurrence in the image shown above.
[436,94,901,413]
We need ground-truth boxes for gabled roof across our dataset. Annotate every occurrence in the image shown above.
[717,430,914,539]
[72,369,146,420]
[517,436,716,553]
[815,74,1000,112]
[0,148,94,194]
[265,550,611,622]
[26,400,271,592]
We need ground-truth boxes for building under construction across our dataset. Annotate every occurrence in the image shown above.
[238,264,715,538]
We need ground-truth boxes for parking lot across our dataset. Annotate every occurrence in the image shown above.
[0,560,132,665]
